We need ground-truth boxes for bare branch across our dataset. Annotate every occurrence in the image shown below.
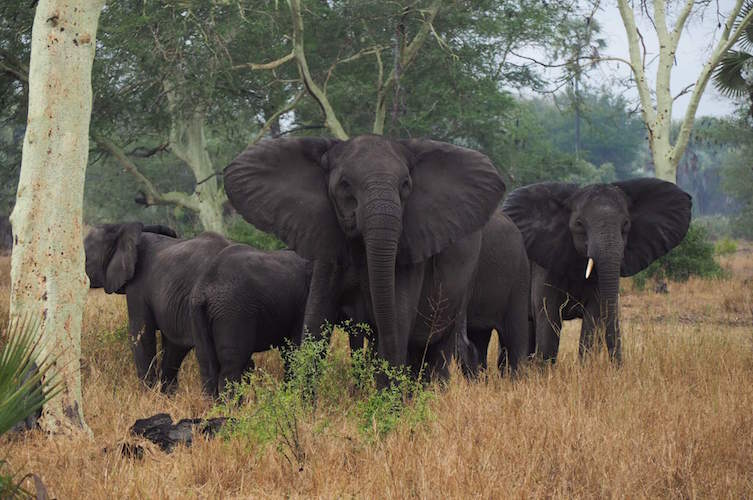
[324,45,387,92]
[91,131,199,211]
[373,0,443,135]
[617,0,657,129]
[126,142,169,158]
[288,0,349,140]
[249,90,305,146]
[673,83,695,101]
[231,50,295,71]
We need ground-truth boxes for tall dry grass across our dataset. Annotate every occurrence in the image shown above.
[1,247,752,498]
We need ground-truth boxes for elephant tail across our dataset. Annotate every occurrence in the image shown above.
[190,293,221,398]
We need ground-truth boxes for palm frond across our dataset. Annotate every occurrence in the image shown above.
[713,51,753,98]
[0,315,61,436]
[737,0,753,51]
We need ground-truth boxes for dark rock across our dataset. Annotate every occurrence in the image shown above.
[127,413,230,453]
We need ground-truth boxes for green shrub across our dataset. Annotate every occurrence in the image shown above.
[714,238,738,256]
[225,216,285,251]
[633,223,724,289]
[212,323,434,466]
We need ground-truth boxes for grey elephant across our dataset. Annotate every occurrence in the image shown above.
[190,244,312,398]
[224,135,506,379]
[502,178,692,362]
[347,208,532,375]
[467,208,532,373]
[84,223,230,392]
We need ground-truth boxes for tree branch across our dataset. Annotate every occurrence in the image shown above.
[126,142,169,158]
[671,0,753,167]
[373,0,443,135]
[617,0,657,131]
[0,48,29,82]
[249,90,304,145]
[672,0,697,46]
[90,131,199,211]
[288,0,349,140]
[231,50,294,71]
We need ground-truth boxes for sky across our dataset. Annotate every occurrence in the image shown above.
[591,0,741,117]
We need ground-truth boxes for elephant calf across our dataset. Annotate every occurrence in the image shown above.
[85,223,230,393]
[190,244,312,398]
[467,208,532,374]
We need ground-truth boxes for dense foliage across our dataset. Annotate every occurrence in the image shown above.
[212,323,434,464]
[633,224,724,288]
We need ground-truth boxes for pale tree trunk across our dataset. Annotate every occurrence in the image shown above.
[9,0,104,435]
[616,0,753,182]
[166,95,227,234]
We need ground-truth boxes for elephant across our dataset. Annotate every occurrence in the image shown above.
[502,178,692,362]
[224,135,506,379]
[84,222,230,392]
[467,208,532,374]
[190,244,312,398]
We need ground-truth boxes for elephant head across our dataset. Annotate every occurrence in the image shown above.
[503,178,691,350]
[84,222,177,293]
[224,135,505,353]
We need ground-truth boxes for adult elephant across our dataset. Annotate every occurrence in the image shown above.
[84,223,229,392]
[224,135,506,378]
[502,178,692,362]
[348,209,533,376]
[190,245,312,398]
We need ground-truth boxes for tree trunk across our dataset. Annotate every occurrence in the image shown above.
[168,108,227,234]
[9,0,104,436]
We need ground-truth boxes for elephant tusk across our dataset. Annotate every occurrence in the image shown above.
[585,258,594,279]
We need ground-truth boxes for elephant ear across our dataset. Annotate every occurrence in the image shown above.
[104,222,143,294]
[613,178,692,276]
[502,182,581,276]
[224,138,343,262]
[398,139,506,263]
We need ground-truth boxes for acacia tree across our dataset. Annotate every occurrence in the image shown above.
[9,0,104,435]
[615,0,753,181]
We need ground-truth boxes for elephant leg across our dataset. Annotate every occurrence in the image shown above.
[533,295,563,364]
[499,281,532,375]
[126,298,158,387]
[467,327,491,371]
[579,298,601,358]
[159,336,191,395]
[302,260,343,340]
[456,309,481,378]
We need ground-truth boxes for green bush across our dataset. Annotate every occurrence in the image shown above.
[633,223,724,289]
[714,238,738,256]
[225,216,285,251]
[212,323,434,466]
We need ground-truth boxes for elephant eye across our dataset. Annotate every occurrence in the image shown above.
[622,220,630,233]
[573,219,585,231]
[399,178,412,200]
[338,179,351,192]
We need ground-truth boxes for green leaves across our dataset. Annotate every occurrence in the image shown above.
[0,316,60,436]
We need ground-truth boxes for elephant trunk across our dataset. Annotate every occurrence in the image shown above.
[363,185,404,367]
[592,237,623,361]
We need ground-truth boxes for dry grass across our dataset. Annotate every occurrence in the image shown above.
[2,246,753,499]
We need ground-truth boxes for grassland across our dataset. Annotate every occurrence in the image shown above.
[1,246,753,498]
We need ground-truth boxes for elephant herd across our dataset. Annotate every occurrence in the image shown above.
[84,135,692,397]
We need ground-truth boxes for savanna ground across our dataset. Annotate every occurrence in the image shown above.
[2,245,753,498]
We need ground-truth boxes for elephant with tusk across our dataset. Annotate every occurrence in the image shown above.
[503,178,692,362]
